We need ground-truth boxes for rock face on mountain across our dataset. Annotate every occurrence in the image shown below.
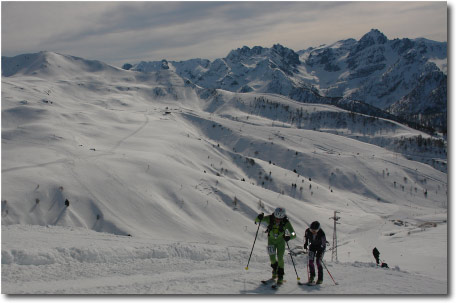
[387,66,447,132]
[129,29,446,132]
[302,30,447,130]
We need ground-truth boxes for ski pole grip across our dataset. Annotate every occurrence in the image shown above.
[257,212,264,222]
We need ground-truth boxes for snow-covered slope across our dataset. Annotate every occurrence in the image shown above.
[1,51,447,294]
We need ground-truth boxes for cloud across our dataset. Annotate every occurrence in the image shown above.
[1,1,447,67]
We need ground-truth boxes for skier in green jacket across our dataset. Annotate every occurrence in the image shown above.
[255,207,297,284]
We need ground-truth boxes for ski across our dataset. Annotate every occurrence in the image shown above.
[271,280,286,289]
[307,282,317,286]
[298,281,319,286]
[261,278,276,285]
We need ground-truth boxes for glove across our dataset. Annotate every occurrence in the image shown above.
[284,235,291,242]
[257,213,264,221]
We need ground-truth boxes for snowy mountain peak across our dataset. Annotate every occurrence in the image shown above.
[271,43,301,66]
[359,28,388,46]
[226,44,300,67]
[350,29,388,58]
[2,51,49,77]
[2,51,116,78]
[226,45,260,59]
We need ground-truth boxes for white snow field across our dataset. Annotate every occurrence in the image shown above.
[1,52,448,294]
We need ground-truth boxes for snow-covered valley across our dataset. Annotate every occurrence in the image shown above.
[1,51,448,294]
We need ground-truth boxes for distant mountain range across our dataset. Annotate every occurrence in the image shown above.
[124,29,447,133]
[1,29,447,133]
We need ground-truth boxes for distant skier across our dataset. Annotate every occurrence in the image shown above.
[304,221,326,284]
[255,207,297,285]
[373,247,389,268]
[373,247,380,265]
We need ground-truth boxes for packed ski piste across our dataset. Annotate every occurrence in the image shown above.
[2,208,447,295]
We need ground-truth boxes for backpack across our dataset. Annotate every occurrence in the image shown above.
[266,214,289,234]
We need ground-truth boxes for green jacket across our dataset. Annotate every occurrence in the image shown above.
[255,214,297,242]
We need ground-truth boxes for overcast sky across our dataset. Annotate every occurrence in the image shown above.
[1,1,448,67]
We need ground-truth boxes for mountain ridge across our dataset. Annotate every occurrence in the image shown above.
[1,51,121,78]
[121,29,446,133]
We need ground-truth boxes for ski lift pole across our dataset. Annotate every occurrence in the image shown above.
[286,241,300,281]
[321,259,338,285]
[245,214,262,270]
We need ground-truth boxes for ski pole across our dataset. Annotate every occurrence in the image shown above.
[306,259,310,282]
[321,260,338,285]
[304,248,309,281]
[286,241,300,281]
[245,214,262,270]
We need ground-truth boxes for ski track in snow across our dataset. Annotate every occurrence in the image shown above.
[109,113,150,153]
[1,158,72,173]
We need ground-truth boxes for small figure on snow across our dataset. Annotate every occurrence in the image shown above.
[65,199,70,207]
[373,247,380,265]
[255,207,297,285]
[304,221,326,284]
[373,247,389,268]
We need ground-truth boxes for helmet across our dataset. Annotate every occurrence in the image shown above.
[274,207,286,219]
[310,221,320,231]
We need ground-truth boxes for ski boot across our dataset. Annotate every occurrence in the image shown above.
[271,262,278,279]
[308,275,315,285]
[277,268,285,284]
[316,279,323,285]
